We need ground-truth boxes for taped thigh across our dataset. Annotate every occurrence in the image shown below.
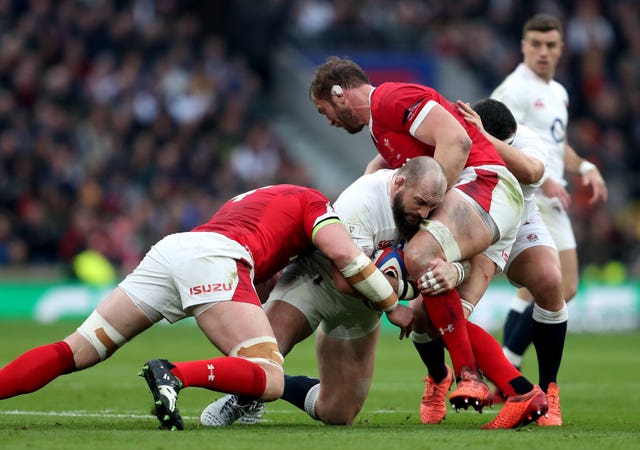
[229,336,284,370]
[77,311,127,360]
[419,219,462,262]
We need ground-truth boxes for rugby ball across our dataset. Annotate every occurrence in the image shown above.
[371,247,407,280]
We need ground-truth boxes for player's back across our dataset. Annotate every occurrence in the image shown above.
[370,82,504,169]
[334,169,402,255]
[193,185,338,282]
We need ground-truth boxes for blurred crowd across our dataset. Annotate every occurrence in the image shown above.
[0,0,312,276]
[0,0,638,281]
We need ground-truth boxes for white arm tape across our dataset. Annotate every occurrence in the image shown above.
[579,160,597,175]
[340,253,398,312]
[398,279,416,300]
[452,262,465,286]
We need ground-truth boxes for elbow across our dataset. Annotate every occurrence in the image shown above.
[514,161,545,185]
[525,162,546,185]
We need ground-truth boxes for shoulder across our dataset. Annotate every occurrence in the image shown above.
[492,72,530,101]
[549,80,569,103]
[336,171,391,216]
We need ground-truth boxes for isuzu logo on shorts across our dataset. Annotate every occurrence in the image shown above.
[189,283,233,295]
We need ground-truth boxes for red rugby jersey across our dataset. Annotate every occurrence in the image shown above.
[369,82,505,169]
[193,185,339,283]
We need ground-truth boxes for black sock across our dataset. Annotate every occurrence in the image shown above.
[504,302,534,358]
[532,319,567,392]
[509,376,534,395]
[413,339,448,383]
[502,309,521,346]
[237,395,258,406]
[281,374,320,411]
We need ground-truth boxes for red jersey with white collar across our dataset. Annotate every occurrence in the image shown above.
[192,185,340,283]
[369,82,505,169]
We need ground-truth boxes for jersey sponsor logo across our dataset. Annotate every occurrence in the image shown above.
[189,283,233,295]
[403,100,422,125]
[550,117,565,143]
[377,239,395,249]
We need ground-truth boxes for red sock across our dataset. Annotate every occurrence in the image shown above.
[170,356,266,397]
[422,289,476,375]
[466,321,520,396]
[0,341,75,399]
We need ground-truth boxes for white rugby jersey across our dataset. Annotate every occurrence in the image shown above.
[491,63,569,186]
[511,124,549,220]
[333,169,403,256]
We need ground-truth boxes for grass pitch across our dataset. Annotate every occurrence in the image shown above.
[0,320,638,450]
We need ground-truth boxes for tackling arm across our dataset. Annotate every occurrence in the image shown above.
[412,103,471,188]
[313,222,398,312]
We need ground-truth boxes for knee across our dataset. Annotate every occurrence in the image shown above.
[318,404,361,425]
[529,269,564,310]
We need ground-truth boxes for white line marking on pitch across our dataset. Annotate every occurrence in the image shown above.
[0,408,496,420]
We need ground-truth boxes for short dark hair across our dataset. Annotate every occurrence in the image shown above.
[309,56,370,101]
[472,99,517,141]
[523,13,563,38]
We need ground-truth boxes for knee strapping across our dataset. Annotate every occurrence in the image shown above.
[419,220,462,262]
[77,311,127,361]
[229,337,284,370]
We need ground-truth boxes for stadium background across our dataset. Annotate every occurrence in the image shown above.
[0,0,638,330]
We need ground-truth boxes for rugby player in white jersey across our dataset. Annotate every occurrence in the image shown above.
[490,13,607,423]
[200,156,446,427]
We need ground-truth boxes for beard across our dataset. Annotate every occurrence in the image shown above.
[392,192,421,240]
[335,106,365,134]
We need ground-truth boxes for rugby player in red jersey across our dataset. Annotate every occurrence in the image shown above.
[0,184,411,430]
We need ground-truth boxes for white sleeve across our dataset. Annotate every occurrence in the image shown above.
[512,125,548,166]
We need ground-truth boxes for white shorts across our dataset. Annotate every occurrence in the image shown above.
[119,232,259,323]
[535,192,577,251]
[504,208,557,281]
[454,165,524,271]
[267,252,382,340]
